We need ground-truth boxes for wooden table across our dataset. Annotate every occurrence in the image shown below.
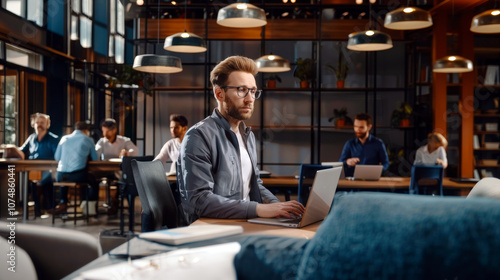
[0,159,121,221]
[193,217,320,239]
[261,176,476,196]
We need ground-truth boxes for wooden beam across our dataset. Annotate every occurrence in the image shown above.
[459,10,475,178]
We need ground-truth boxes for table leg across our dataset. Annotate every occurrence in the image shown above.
[21,171,28,222]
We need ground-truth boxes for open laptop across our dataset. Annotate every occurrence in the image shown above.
[321,161,345,179]
[350,164,383,181]
[248,167,342,228]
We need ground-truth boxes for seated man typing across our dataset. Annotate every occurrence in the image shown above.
[177,56,304,225]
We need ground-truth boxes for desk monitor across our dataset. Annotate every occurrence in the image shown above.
[352,165,383,181]
[248,167,342,228]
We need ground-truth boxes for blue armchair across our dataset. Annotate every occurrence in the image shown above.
[234,192,500,280]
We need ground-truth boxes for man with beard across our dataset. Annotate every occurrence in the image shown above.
[6,113,60,215]
[339,113,390,177]
[154,114,188,176]
[177,56,304,225]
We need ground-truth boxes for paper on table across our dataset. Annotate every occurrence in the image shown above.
[75,242,241,280]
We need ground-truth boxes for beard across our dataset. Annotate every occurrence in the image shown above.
[224,95,253,121]
[355,130,369,139]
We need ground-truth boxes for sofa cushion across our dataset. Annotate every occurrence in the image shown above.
[297,192,500,280]
[234,236,309,280]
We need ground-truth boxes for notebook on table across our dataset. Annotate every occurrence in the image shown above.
[247,167,342,228]
[350,164,384,181]
[321,161,346,179]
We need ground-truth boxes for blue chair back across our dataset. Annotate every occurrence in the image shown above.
[298,164,333,204]
[409,165,444,196]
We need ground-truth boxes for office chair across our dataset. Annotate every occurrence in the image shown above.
[409,165,444,196]
[298,164,333,205]
[119,155,154,234]
[0,221,101,280]
[131,159,179,232]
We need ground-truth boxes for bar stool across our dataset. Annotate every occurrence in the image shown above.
[52,182,90,225]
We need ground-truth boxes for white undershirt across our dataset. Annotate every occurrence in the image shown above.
[236,130,252,201]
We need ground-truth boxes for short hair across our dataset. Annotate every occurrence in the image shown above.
[354,113,373,126]
[170,114,188,127]
[100,118,117,130]
[30,113,51,128]
[75,121,89,131]
[210,56,258,88]
[428,132,448,149]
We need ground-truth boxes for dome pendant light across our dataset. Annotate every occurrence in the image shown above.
[133,0,183,73]
[133,54,183,74]
[164,0,207,53]
[433,56,473,73]
[384,7,433,30]
[347,2,392,52]
[164,31,207,53]
[347,30,393,51]
[217,2,267,28]
[255,55,291,73]
[471,9,500,33]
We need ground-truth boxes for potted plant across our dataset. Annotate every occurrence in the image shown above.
[328,106,348,127]
[293,58,315,88]
[265,74,281,88]
[391,102,413,127]
[326,43,349,88]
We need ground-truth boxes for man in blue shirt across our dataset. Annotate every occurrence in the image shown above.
[7,113,59,216]
[51,121,98,215]
[339,113,390,177]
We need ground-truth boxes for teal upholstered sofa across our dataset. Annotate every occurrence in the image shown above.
[234,192,500,280]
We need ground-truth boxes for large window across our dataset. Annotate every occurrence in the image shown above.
[5,43,43,71]
[0,66,18,144]
[3,0,44,27]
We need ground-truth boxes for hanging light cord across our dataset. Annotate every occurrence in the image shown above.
[157,0,160,45]
[184,0,188,32]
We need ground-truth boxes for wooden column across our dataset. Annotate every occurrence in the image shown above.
[459,11,475,178]
[432,10,448,136]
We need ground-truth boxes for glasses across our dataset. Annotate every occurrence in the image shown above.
[222,86,262,99]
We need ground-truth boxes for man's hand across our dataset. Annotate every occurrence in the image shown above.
[256,201,305,218]
[346,157,360,166]
[119,149,128,158]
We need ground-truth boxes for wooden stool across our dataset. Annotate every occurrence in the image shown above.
[52,182,90,225]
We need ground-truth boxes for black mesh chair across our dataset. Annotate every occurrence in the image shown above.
[298,164,333,205]
[119,156,154,233]
[131,159,178,232]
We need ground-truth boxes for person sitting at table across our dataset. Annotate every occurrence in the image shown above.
[5,113,59,216]
[95,118,138,215]
[414,132,448,168]
[339,113,390,177]
[50,121,98,215]
[154,114,188,176]
[177,56,304,225]
[95,118,138,160]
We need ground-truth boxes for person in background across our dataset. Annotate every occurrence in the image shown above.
[177,56,304,225]
[50,121,98,215]
[339,113,390,177]
[95,118,138,214]
[95,118,138,160]
[5,113,59,216]
[414,132,448,168]
[154,114,188,176]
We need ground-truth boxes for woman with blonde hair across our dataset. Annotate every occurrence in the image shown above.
[414,132,448,168]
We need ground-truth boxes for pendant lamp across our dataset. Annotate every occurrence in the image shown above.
[384,7,433,30]
[347,30,393,51]
[217,2,267,28]
[133,54,183,74]
[347,2,393,52]
[255,55,291,73]
[133,0,183,73]
[164,0,207,53]
[164,31,207,53]
[470,9,500,33]
[433,56,473,73]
